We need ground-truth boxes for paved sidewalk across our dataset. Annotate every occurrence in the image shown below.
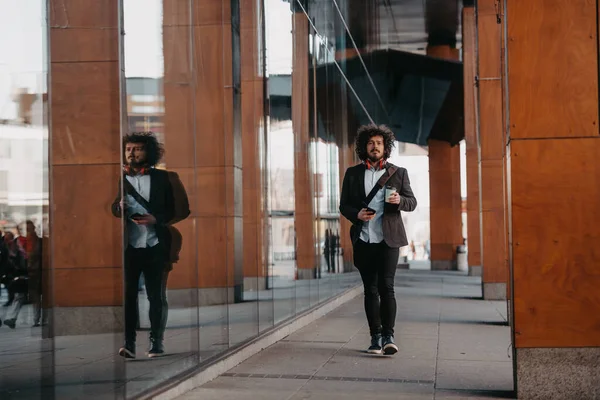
[177,270,515,400]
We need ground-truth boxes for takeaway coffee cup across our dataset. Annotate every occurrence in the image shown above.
[385,186,397,203]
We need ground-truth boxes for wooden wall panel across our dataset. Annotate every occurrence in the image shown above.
[163,0,243,290]
[51,29,118,62]
[463,7,481,267]
[481,209,507,283]
[50,0,123,308]
[507,0,599,139]
[292,13,315,272]
[480,159,504,211]
[511,139,600,347]
[466,149,481,267]
[429,139,462,263]
[241,0,265,279]
[50,0,117,27]
[478,80,504,160]
[196,216,235,287]
[52,164,121,270]
[54,268,122,307]
[477,13,502,79]
[477,2,508,292]
[51,62,120,165]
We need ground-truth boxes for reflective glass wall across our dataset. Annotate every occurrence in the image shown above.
[0,0,372,398]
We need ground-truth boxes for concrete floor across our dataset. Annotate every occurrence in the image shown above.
[177,270,515,400]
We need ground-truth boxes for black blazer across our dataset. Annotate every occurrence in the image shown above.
[111,168,176,259]
[339,162,417,248]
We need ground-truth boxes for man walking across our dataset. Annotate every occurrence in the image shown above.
[339,124,417,355]
[112,132,189,359]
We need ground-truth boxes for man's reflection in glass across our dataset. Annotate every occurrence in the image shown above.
[112,132,189,359]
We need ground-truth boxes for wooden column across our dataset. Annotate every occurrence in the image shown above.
[477,0,508,300]
[338,142,355,272]
[427,44,462,271]
[163,0,243,305]
[292,12,316,280]
[241,0,267,290]
[462,6,482,276]
[504,0,600,398]
[49,0,123,335]
[162,1,197,301]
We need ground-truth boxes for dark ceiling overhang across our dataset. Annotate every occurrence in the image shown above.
[312,49,464,146]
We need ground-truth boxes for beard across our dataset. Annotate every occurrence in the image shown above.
[367,151,384,163]
[127,158,147,168]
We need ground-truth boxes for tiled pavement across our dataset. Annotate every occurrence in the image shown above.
[177,270,515,400]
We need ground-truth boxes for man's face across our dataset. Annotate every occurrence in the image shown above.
[366,135,385,162]
[125,142,147,167]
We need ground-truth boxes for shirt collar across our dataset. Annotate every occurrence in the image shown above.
[124,165,151,176]
[364,159,386,171]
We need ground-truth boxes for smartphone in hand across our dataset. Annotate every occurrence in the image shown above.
[365,207,376,215]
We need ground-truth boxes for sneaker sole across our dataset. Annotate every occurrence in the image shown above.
[118,348,136,359]
[147,352,165,358]
[367,348,382,355]
[383,344,398,355]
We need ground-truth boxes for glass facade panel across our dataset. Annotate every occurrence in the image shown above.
[0,0,366,397]
[0,1,50,398]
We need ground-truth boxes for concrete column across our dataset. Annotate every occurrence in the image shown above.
[477,0,508,300]
[462,6,482,277]
[49,0,123,335]
[292,12,316,280]
[503,0,600,398]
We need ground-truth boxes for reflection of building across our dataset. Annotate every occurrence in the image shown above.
[125,77,164,137]
[2,0,596,399]
[0,125,48,230]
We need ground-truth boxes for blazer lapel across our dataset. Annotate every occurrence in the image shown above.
[358,166,366,201]
[149,169,159,206]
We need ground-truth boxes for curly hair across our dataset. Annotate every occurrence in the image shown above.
[123,131,164,167]
[354,124,396,161]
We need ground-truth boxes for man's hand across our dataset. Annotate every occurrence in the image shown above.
[132,214,157,225]
[387,192,401,205]
[357,208,376,222]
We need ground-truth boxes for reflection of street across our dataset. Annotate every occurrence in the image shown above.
[269,253,345,280]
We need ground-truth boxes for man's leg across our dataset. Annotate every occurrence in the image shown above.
[121,248,142,358]
[4,292,25,328]
[378,243,399,354]
[354,241,381,335]
[142,246,168,356]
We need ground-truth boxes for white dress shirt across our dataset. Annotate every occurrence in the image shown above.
[125,174,159,248]
[360,165,386,244]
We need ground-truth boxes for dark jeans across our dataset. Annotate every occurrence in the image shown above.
[353,240,399,336]
[125,246,169,343]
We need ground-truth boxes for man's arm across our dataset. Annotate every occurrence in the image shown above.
[167,171,191,224]
[398,169,417,212]
[339,169,361,225]
[153,172,175,226]
[111,179,122,218]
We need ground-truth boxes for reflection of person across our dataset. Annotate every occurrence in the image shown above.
[324,229,333,273]
[1,231,27,329]
[339,124,417,356]
[25,221,44,327]
[409,240,416,260]
[112,132,189,359]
